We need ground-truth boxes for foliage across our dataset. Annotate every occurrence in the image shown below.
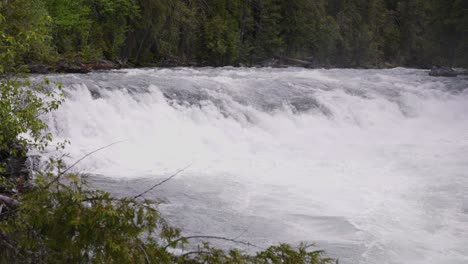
[0,0,53,65]
[0,26,64,175]
[0,169,334,263]
[1,170,178,263]
[0,77,63,171]
[3,0,466,68]
[179,242,334,263]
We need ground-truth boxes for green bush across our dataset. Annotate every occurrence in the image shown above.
[1,170,334,263]
[0,28,64,176]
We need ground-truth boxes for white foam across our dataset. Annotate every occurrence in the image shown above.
[44,68,468,263]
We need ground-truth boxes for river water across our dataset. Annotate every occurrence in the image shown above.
[41,67,468,264]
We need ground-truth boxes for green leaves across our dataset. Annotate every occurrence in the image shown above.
[1,0,54,66]
[0,171,169,263]
[0,77,63,162]
[0,31,64,188]
[0,28,62,198]
[2,0,466,67]
[1,153,334,263]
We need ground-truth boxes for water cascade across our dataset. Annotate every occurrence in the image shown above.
[42,68,468,264]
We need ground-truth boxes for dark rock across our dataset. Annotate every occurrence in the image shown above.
[0,146,28,178]
[94,59,118,70]
[289,97,332,116]
[158,58,184,67]
[28,64,53,74]
[429,66,458,77]
[277,56,314,68]
[258,58,280,67]
[155,58,201,67]
[382,62,398,69]
[186,61,200,67]
[89,87,102,99]
[0,193,20,218]
[56,59,91,74]
[116,59,128,68]
[25,155,42,172]
[0,144,30,194]
[457,69,468,75]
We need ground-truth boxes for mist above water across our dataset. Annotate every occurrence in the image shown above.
[43,68,468,264]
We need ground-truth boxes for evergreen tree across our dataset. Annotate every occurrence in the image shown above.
[249,0,284,61]
[397,0,431,67]
[2,0,466,67]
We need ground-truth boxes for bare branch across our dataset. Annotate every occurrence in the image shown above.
[165,235,262,250]
[232,224,253,241]
[180,250,213,258]
[133,164,191,200]
[44,140,125,189]
[0,194,20,208]
[137,243,151,264]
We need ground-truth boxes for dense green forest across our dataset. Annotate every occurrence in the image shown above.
[1,0,467,68]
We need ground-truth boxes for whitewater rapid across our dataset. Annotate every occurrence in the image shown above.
[41,68,468,264]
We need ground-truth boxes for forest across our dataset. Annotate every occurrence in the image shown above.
[1,1,467,262]
[1,0,467,69]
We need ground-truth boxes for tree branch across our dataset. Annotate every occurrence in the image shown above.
[137,243,151,264]
[180,250,213,258]
[44,140,125,189]
[133,164,191,200]
[165,235,261,250]
[0,194,20,208]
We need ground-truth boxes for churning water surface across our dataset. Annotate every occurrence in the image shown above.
[41,67,468,264]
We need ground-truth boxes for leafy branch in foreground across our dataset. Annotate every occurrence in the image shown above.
[1,26,65,189]
[1,162,335,264]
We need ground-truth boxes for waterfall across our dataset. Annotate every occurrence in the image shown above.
[42,67,468,264]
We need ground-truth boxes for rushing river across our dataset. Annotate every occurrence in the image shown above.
[41,67,468,264]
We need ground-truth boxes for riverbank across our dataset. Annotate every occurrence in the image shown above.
[27,57,467,78]
[25,57,348,74]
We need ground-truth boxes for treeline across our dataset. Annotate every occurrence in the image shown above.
[1,0,467,68]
